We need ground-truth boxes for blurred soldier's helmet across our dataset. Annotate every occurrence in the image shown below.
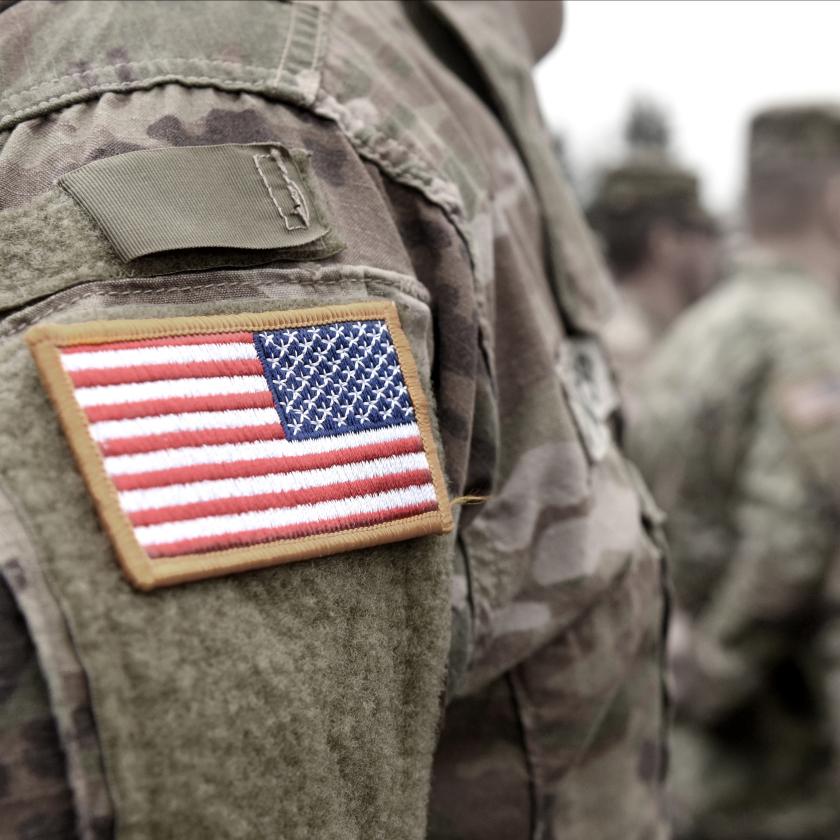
[748,103,840,237]
[588,100,716,275]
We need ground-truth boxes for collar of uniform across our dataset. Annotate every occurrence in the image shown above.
[429,0,616,333]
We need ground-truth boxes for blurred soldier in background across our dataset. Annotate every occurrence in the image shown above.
[631,104,840,840]
[588,101,720,413]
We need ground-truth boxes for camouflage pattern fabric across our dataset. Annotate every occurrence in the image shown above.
[0,1,668,837]
[0,485,114,840]
[630,250,840,840]
[0,575,76,840]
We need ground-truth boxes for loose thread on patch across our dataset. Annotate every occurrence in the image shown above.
[450,494,490,507]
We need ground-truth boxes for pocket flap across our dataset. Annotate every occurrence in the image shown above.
[59,143,337,261]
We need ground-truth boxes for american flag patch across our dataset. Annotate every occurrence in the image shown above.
[26,301,452,590]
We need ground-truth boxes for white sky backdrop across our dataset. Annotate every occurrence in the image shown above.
[535,0,840,217]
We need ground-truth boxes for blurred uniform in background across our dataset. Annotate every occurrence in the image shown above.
[0,2,669,839]
[631,104,840,840]
[588,101,720,416]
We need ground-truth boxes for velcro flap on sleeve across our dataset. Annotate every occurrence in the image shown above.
[58,143,334,262]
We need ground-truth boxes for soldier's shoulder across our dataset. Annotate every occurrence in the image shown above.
[656,262,840,369]
[739,259,839,322]
[638,273,790,418]
[645,278,765,381]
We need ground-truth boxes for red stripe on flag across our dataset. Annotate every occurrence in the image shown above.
[100,424,285,457]
[69,359,264,387]
[84,391,276,423]
[128,469,433,526]
[61,332,255,354]
[111,435,425,491]
[145,499,439,557]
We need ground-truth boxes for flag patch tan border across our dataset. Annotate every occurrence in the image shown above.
[26,301,453,590]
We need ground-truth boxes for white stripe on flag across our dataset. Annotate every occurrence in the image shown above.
[118,451,431,511]
[135,483,438,547]
[104,422,423,476]
[61,342,258,371]
[75,375,268,407]
[89,408,281,442]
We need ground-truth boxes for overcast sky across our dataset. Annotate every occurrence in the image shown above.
[534,0,840,216]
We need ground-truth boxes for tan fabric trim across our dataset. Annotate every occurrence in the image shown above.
[26,301,453,591]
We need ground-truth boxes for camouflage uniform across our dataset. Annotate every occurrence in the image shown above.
[631,106,840,839]
[0,2,668,839]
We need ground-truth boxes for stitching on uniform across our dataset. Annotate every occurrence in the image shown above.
[252,153,310,231]
[274,1,298,86]
[1,59,274,105]
[313,93,474,225]
[270,148,311,227]
[255,320,415,438]
[2,269,430,339]
[5,283,259,338]
[310,3,325,73]
[311,90,498,376]
[252,155,290,224]
[28,302,398,347]
[1,75,272,126]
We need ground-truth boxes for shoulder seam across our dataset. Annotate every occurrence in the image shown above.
[0,2,332,130]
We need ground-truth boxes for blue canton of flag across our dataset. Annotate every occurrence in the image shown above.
[254,320,416,440]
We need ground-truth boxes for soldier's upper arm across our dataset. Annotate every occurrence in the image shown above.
[666,313,840,722]
[0,75,465,838]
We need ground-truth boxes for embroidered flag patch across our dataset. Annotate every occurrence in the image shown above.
[26,301,452,590]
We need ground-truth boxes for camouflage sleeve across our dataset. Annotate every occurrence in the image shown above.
[672,392,835,723]
[0,576,76,839]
